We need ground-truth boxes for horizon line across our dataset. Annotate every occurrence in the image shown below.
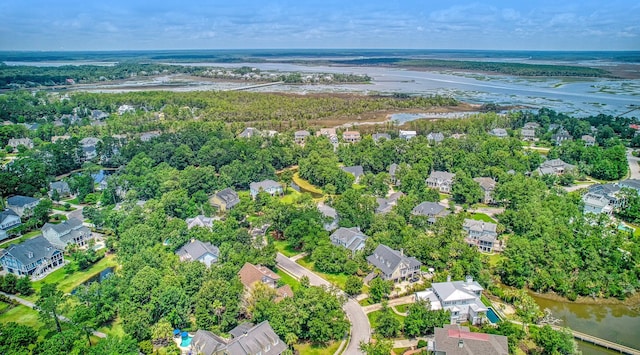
[1,48,639,53]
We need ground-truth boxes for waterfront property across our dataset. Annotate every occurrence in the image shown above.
[431,324,508,354]
[0,236,64,278]
[249,180,283,199]
[41,218,93,249]
[426,171,456,193]
[209,187,241,211]
[552,128,573,145]
[412,201,450,224]
[342,130,361,143]
[190,321,286,355]
[175,239,220,267]
[6,195,40,217]
[462,219,499,253]
[372,133,391,142]
[399,130,417,140]
[367,244,421,283]
[330,227,369,255]
[416,276,487,325]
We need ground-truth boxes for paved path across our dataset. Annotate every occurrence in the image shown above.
[393,337,431,349]
[627,149,640,180]
[276,253,370,354]
[362,295,416,314]
[0,291,107,338]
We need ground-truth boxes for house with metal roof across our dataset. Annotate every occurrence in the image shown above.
[463,219,499,253]
[330,227,368,255]
[42,218,93,249]
[175,239,219,267]
[249,180,283,199]
[416,276,487,325]
[6,195,40,217]
[0,236,64,278]
[432,324,508,355]
[399,130,417,140]
[412,202,450,224]
[367,244,422,283]
[210,188,241,211]
[426,171,456,193]
[190,321,286,355]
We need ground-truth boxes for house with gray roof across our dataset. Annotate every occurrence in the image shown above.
[140,131,160,142]
[432,324,508,355]
[210,188,241,211]
[552,128,572,145]
[330,227,368,255]
[412,202,450,224]
[536,159,576,176]
[463,219,499,253]
[318,203,339,231]
[341,165,364,183]
[521,128,536,141]
[583,193,614,216]
[49,181,71,198]
[8,138,34,149]
[6,195,40,217]
[489,128,508,138]
[42,218,93,249]
[399,130,417,140]
[389,163,400,185]
[238,127,261,138]
[473,177,496,204]
[367,244,421,283]
[588,183,623,208]
[294,130,310,144]
[426,171,456,193]
[619,179,640,193]
[249,180,283,199]
[186,215,220,229]
[523,122,540,129]
[372,133,391,142]
[0,210,21,240]
[191,321,285,355]
[581,134,596,147]
[175,239,220,267]
[91,110,109,120]
[80,137,101,160]
[416,276,487,325]
[0,236,64,278]
[376,192,404,214]
[427,132,445,144]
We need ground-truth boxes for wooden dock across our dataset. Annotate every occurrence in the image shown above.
[552,326,640,355]
[225,81,284,91]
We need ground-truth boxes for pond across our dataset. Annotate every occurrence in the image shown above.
[71,267,114,294]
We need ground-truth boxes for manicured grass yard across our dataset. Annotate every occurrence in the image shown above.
[97,317,125,338]
[276,267,302,292]
[64,197,80,205]
[294,341,340,355]
[0,230,41,248]
[367,309,406,329]
[29,255,118,300]
[470,213,497,223]
[487,253,504,268]
[280,188,301,204]
[273,240,300,257]
[296,256,349,290]
[0,304,41,329]
[394,304,410,313]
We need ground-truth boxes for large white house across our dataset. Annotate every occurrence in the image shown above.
[416,276,488,325]
[426,171,455,193]
[41,218,93,249]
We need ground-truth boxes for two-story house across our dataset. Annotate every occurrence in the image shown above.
[582,193,614,216]
[372,133,391,143]
[49,181,71,198]
[552,128,573,145]
[367,244,422,283]
[581,134,596,147]
[341,165,364,184]
[0,236,64,278]
[175,239,220,267]
[41,218,93,249]
[238,263,293,301]
[376,192,404,214]
[294,130,310,144]
[489,128,508,138]
[209,188,241,211]
[462,219,499,253]
[342,131,361,143]
[238,127,261,138]
[432,325,508,355]
[536,158,576,176]
[399,130,417,140]
[0,209,21,231]
[330,227,369,255]
[317,128,338,144]
[6,195,40,217]
[249,180,283,199]
[473,177,496,204]
[185,215,220,229]
[426,171,456,193]
[191,321,286,355]
[416,276,487,325]
[412,202,450,224]
[521,128,536,141]
[318,203,339,231]
[427,132,445,144]
[8,138,34,149]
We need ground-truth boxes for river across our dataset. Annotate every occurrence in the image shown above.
[530,293,640,354]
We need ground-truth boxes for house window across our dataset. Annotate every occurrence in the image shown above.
[264,344,271,351]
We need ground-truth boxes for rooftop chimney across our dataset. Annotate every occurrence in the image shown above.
[458,339,464,348]
[400,248,404,257]
[447,275,451,282]
[466,275,473,283]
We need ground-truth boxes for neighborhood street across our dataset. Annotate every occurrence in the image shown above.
[627,149,640,180]
[275,253,370,355]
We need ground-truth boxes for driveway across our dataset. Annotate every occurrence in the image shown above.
[276,253,370,354]
[627,149,640,180]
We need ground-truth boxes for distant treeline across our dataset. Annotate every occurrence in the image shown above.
[324,58,612,77]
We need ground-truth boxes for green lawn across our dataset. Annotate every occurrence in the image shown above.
[273,240,300,257]
[359,298,374,306]
[97,317,125,337]
[0,304,41,329]
[296,256,349,290]
[280,188,301,204]
[294,341,340,355]
[394,304,410,313]
[0,302,10,313]
[470,213,497,223]
[29,255,117,300]
[487,253,504,268]
[64,197,80,205]
[0,230,41,248]
[276,268,302,292]
[52,205,76,212]
[367,309,406,329]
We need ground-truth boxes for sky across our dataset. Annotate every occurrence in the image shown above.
[0,0,638,51]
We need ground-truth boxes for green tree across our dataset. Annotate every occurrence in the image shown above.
[345,275,364,296]
[36,283,67,335]
[451,171,483,204]
[16,276,34,296]
[375,302,401,337]
[0,322,37,355]
[532,325,577,355]
[368,277,391,303]
[359,336,394,355]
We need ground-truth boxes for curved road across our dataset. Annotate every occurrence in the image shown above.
[627,149,640,180]
[275,253,370,354]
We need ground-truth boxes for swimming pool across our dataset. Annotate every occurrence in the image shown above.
[180,336,193,347]
[487,307,501,323]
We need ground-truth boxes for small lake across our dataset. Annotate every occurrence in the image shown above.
[530,293,640,353]
[71,267,114,294]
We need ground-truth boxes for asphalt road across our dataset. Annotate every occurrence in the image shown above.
[275,253,370,354]
[627,149,640,180]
